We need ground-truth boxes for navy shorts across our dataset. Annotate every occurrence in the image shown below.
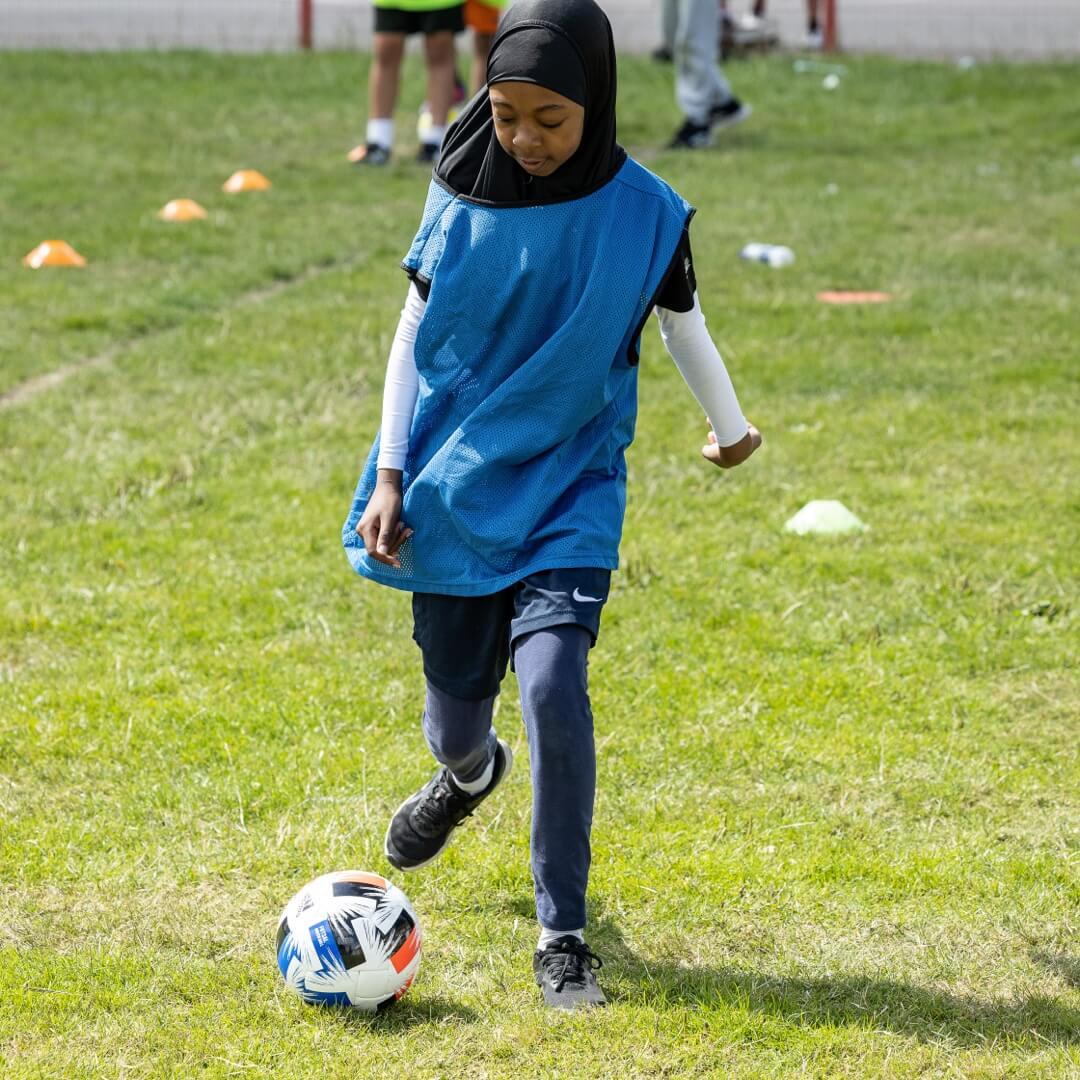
[412,567,611,701]
[374,4,465,35]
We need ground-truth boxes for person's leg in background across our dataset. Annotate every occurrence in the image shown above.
[465,0,502,93]
[806,0,823,48]
[670,0,749,149]
[653,0,678,63]
[355,30,406,165]
[419,29,457,161]
[470,29,494,93]
[673,0,720,133]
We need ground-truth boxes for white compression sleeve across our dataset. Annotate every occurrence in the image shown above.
[375,283,426,471]
[655,295,748,447]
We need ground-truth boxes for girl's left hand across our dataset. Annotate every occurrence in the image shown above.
[702,422,762,469]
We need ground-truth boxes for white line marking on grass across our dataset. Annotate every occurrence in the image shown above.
[0,258,361,412]
[0,353,116,410]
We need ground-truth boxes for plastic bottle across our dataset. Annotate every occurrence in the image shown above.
[792,59,847,75]
[739,243,795,268]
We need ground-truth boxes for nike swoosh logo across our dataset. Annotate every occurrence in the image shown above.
[572,588,604,603]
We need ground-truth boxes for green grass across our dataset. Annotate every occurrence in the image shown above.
[1,48,1078,1078]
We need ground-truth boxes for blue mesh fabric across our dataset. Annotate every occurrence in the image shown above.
[343,157,692,596]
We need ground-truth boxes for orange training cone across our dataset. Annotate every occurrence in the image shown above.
[23,241,87,268]
[157,198,208,222]
[222,169,271,193]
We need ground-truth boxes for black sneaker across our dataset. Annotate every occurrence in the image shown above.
[533,936,607,1010]
[709,97,752,132]
[349,142,391,166]
[651,45,673,63]
[668,118,712,150]
[416,142,440,165]
[384,739,512,871]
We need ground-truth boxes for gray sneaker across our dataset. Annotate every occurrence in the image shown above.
[533,936,607,1010]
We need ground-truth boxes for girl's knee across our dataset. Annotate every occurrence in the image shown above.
[516,627,593,743]
[519,674,589,728]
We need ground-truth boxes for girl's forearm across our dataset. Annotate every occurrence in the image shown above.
[655,295,748,447]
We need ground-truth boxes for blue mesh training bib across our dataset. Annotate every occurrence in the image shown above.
[343,156,692,596]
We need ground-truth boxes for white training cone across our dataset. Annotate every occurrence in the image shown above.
[784,500,868,536]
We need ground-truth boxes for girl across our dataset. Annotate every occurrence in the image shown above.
[344,0,761,1011]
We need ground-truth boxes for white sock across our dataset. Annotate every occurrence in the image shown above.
[452,751,494,794]
[538,927,584,950]
[366,117,394,150]
[426,124,448,149]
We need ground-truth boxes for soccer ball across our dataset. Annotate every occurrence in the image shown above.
[275,870,422,1011]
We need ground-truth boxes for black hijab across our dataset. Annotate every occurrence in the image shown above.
[435,0,626,205]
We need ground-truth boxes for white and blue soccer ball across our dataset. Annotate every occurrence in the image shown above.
[275,870,422,1011]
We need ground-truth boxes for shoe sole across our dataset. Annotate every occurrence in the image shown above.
[538,991,608,1010]
[384,740,513,872]
[534,972,608,1009]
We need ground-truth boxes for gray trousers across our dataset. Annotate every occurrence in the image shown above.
[663,0,735,124]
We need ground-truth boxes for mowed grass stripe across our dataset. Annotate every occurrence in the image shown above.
[0,254,370,410]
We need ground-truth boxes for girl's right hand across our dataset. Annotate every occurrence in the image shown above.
[356,470,413,568]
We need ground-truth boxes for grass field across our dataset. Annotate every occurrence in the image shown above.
[1,48,1078,1078]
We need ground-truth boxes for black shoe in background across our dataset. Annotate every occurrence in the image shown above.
[709,97,752,131]
[351,142,391,166]
[668,117,712,150]
[416,142,440,165]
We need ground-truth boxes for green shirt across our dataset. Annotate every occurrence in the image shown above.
[373,0,464,10]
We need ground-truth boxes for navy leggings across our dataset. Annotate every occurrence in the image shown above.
[421,624,595,932]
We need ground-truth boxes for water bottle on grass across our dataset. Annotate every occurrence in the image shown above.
[739,243,795,268]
